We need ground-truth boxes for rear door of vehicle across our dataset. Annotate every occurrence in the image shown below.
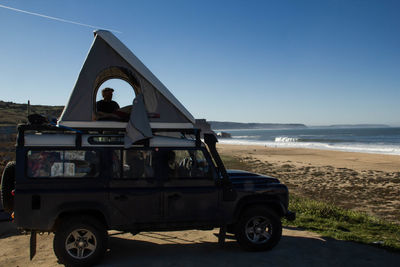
[158,148,221,223]
[17,148,108,230]
[108,148,162,225]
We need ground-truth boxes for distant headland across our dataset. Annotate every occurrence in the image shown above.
[311,124,391,129]
[209,121,307,130]
[0,100,392,130]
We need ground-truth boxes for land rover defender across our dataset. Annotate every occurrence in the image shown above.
[1,124,295,266]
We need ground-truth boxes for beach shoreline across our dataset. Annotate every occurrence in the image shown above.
[217,126,400,156]
[217,144,400,172]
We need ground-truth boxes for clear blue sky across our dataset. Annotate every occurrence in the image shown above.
[0,0,399,126]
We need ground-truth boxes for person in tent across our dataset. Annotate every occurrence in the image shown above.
[96,87,120,113]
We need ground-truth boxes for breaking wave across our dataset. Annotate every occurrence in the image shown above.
[216,127,400,155]
[274,136,299,142]
[274,136,349,143]
[233,135,261,139]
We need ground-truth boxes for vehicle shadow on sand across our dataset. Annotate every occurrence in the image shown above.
[100,229,400,267]
[1,222,399,267]
[0,221,20,239]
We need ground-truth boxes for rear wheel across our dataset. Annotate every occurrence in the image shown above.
[235,206,282,251]
[1,161,16,213]
[53,216,108,266]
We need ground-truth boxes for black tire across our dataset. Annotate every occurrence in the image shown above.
[235,206,282,251]
[53,216,108,267]
[1,161,16,213]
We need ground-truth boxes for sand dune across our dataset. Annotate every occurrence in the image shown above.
[218,144,400,221]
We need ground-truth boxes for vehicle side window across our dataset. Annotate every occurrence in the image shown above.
[122,150,154,178]
[167,149,213,179]
[27,150,99,178]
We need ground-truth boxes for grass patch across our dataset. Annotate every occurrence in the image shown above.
[285,195,400,251]
[219,152,400,251]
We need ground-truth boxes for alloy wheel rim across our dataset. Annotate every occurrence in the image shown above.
[245,216,272,244]
[65,228,97,259]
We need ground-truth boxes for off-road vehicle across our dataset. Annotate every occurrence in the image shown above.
[2,125,295,266]
[1,30,295,266]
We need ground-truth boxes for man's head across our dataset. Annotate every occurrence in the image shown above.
[101,87,114,101]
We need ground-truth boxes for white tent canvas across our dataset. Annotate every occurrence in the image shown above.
[58,30,195,131]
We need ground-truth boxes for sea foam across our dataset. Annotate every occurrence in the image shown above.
[274,136,299,142]
[218,139,400,155]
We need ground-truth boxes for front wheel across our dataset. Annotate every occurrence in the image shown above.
[53,216,108,266]
[235,207,282,251]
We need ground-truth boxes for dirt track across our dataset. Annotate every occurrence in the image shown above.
[0,222,399,266]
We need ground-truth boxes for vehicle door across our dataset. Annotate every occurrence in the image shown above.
[108,148,162,224]
[158,148,221,223]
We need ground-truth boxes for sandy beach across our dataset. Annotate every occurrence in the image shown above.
[217,144,400,222]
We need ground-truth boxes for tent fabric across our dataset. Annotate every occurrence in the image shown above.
[58,30,195,127]
[57,121,194,129]
[124,94,153,147]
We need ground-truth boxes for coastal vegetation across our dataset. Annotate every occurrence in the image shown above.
[220,154,400,251]
[286,196,400,251]
[0,100,63,126]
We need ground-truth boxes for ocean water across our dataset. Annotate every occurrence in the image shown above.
[216,127,400,155]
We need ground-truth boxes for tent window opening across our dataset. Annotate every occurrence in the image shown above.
[95,78,136,122]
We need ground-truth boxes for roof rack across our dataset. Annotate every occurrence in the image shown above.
[17,124,202,148]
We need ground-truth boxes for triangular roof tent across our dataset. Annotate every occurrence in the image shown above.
[58,30,195,129]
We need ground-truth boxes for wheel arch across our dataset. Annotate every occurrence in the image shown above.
[52,208,109,231]
[233,194,286,222]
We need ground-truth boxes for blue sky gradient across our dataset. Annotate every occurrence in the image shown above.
[0,0,399,125]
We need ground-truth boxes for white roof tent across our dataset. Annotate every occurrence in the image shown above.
[58,30,195,131]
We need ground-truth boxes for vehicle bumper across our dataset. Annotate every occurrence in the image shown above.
[285,210,296,221]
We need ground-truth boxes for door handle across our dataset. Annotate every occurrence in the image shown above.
[168,193,181,201]
[114,194,128,201]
